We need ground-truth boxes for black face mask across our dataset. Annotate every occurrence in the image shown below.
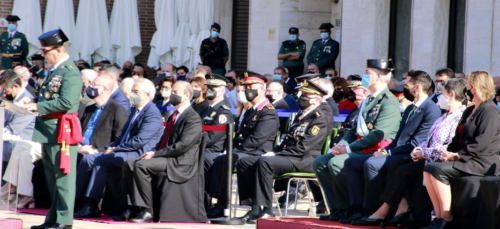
[403,88,415,102]
[5,93,14,101]
[206,88,217,101]
[333,91,344,102]
[245,89,258,102]
[464,88,474,101]
[265,94,275,103]
[86,87,100,99]
[192,90,201,99]
[170,93,182,106]
[347,90,356,102]
[158,73,166,79]
[298,96,311,110]
[226,77,235,85]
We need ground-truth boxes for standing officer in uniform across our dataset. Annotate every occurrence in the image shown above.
[1,15,29,69]
[278,27,306,80]
[23,29,83,229]
[200,23,229,76]
[307,23,339,75]
[202,73,234,207]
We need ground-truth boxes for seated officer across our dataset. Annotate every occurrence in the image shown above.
[202,74,234,204]
[313,60,401,221]
[206,71,279,218]
[74,79,163,218]
[236,79,329,223]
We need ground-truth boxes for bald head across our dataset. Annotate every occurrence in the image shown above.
[123,61,133,70]
[197,65,212,74]
[161,63,176,74]
[172,81,193,108]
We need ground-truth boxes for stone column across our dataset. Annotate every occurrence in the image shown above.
[463,0,494,74]
[410,0,450,78]
[213,0,233,70]
[339,0,391,78]
[491,0,500,76]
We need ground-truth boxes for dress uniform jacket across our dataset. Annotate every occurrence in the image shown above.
[202,100,234,153]
[306,38,339,75]
[0,31,28,69]
[279,39,306,79]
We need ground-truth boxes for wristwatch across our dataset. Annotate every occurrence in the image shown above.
[453,153,459,161]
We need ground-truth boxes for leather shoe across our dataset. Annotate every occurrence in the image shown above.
[30,223,52,229]
[339,211,364,224]
[421,218,449,229]
[335,209,353,222]
[352,216,384,226]
[237,210,252,221]
[111,209,134,221]
[247,212,275,224]
[206,204,225,218]
[388,210,414,226]
[47,224,72,229]
[73,204,101,218]
[319,213,333,221]
[129,210,153,223]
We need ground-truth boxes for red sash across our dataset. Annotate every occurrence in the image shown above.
[42,112,83,174]
[356,135,392,154]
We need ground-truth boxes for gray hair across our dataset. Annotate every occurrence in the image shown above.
[443,78,466,101]
[134,78,156,100]
[317,78,334,98]
[99,64,120,81]
[81,69,98,81]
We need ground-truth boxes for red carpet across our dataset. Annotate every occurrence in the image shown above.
[16,208,208,225]
[257,218,399,229]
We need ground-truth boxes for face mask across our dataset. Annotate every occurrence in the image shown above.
[237,91,248,103]
[192,90,201,99]
[298,96,311,110]
[403,87,415,101]
[245,88,258,102]
[265,94,275,103]
[170,93,182,106]
[273,75,281,81]
[211,31,219,38]
[464,88,474,101]
[206,88,218,100]
[320,32,329,40]
[333,91,344,102]
[227,77,235,85]
[437,95,450,110]
[325,76,332,80]
[362,74,371,88]
[347,90,356,102]
[161,90,171,98]
[86,86,100,99]
[165,72,171,77]
[399,103,407,113]
[8,24,16,32]
[289,35,297,41]
[130,93,142,106]
[5,93,14,101]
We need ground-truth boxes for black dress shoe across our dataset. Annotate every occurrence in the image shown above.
[388,209,414,226]
[47,224,72,229]
[421,218,449,229]
[319,213,333,221]
[111,209,134,221]
[73,204,101,218]
[247,212,275,224]
[352,216,385,226]
[335,209,353,222]
[30,223,52,229]
[129,210,153,223]
[206,204,225,218]
[339,211,364,224]
[237,210,252,220]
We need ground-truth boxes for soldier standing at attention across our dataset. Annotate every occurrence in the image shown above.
[200,23,229,76]
[1,15,29,69]
[278,27,306,80]
[23,29,83,229]
[307,23,340,76]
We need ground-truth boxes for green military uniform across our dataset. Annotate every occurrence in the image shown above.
[32,29,82,227]
[279,40,306,79]
[306,38,339,76]
[1,30,29,69]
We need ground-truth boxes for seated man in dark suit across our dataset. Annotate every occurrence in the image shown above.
[154,77,175,122]
[345,71,441,225]
[74,78,164,218]
[266,81,289,133]
[116,81,204,223]
[99,64,131,114]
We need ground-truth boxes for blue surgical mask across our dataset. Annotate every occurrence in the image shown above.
[289,35,297,41]
[211,31,219,38]
[320,32,329,40]
[165,72,171,77]
[273,75,281,80]
[362,74,371,88]
[8,24,16,32]
[325,76,332,80]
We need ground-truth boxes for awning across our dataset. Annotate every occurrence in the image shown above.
[171,0,191,67]
[147,0,177,69]
[110,0,142,66]
[11,0,43,61]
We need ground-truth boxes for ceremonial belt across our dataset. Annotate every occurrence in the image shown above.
[356,135,391,154]
[42,112,83,174]
[2,53,22,57]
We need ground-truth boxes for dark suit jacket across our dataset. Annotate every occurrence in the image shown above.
[388,97,441,155]
[155,99,174,121]
[284,94,299,110]
[111,88,131,114]
[273,98,289,133]
[201,100,234,152]
[108,102,164,156]
[448,101,500,176]
[154,106,203,183]
[80,98,129,152]
[284,79,298,94]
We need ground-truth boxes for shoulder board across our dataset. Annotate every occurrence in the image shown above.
[265,104,275,110]
[221,104,230,110]
[315,111,321,117]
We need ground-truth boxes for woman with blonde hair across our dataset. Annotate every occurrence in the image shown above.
[422,71,500,229]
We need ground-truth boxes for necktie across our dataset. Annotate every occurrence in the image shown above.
[406,105,417,123]
[158,111,178,150]
[120,109,138,145]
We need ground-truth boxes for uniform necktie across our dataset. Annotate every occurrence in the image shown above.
[158,111,178,150]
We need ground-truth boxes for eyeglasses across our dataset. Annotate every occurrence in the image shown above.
[40,46,59,55]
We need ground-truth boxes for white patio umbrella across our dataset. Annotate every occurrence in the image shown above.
[147,0,177,69]
[194,0,214,68]
[11,0,42,60]
[185,0,199,70]
[110,0,142,66]
[171,0,191,67]
[43,0,78,60]
[75,0,112,63]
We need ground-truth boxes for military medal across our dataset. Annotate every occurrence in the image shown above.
[45,91,51,99]
[219,115,227,124]
[210,111,216,117]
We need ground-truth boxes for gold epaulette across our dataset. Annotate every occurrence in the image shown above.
[265,104,275,110]
[222,104,230,110]
[315,111,321,117]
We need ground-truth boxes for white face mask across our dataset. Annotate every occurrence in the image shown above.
[437,94,450,110]
[237,91,248,103]
[161,90,171,98]
[399,103,407,113]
